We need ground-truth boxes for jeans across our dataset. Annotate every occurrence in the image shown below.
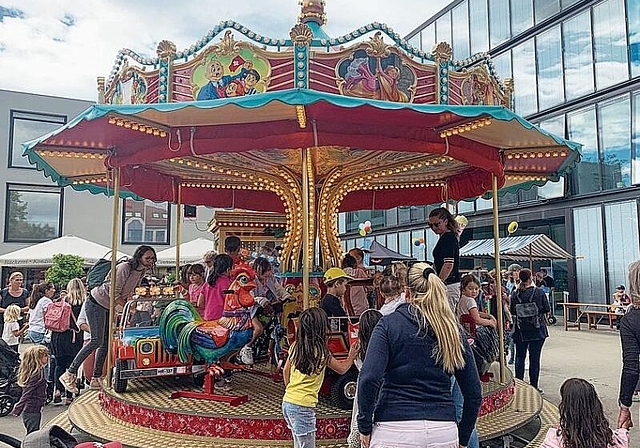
[282,401,316,448]
[370,420,458,448]
[68,298,109,378]
[451,377,479,448]
[22,412,41,434]
[514,338,546,388]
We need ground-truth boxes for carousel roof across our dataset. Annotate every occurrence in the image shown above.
[23,88,580,212]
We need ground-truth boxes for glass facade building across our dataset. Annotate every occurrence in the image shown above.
[339,0,640,304]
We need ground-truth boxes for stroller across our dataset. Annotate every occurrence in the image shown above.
[0,339,21,417]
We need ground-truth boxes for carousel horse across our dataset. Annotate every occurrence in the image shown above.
[158,267,256,404]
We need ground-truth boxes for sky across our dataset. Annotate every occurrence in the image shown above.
[0,0,452,101]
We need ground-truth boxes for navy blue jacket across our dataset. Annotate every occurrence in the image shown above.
[357,303,482,446]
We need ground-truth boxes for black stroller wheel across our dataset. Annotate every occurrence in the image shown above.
[0,394,15,417]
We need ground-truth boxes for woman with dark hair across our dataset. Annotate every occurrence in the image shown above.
[345,248,371,317]
[428,207,461,311]
[510,268,550,393]
[358,262,481,448]
[60,245,156,394]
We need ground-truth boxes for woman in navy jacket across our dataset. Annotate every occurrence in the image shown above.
[357,262,482,448]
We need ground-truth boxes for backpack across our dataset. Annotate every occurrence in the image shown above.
[514,289,541,332]
[86,255,128,290]
[44,300,75,333]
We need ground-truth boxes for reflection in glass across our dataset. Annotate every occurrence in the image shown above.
[469,0,489,54]
[634,93,640,184]
[561,0,580,7]
[599,96,631,190]
[562,12,594,101]
[604,201,640,294]
[568,106,600,194]
[411,229,426,259]
[511,0,533,36]
[573,206,606,303]
[537,179,565,199]
[422,24,436,54]
[408,34,421,51]
[475,196,492,210]
[398,231,411,256]
[386,233,398,252]
[492,51,512,80]
[436,12,452,45]
[536,26,564,110]
[629,0,640,77]
[452,2,470,59]
[592,0,629,90]
[375,234,387,246]
[123,199,170,244]
[10,112,66,168]
[385,208,398,226]
[512,39,538,116]
[534,0,559,23]
[5,185,62,242]
[489,0,510,48]
[457,200,475,214]
[498,191,517,207]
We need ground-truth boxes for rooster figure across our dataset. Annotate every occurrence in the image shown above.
[158,267,256,405]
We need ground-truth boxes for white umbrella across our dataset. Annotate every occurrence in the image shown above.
[155,237,216,267]
[0,235,127,267]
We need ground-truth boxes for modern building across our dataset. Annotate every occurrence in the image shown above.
[339,0,640,304]
[0,89,214,284]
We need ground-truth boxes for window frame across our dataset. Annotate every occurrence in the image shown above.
[121,198,172,246]
[8,110,67,170]
[4,183,64,243]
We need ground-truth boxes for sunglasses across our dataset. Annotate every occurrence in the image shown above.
[428,221,442,228]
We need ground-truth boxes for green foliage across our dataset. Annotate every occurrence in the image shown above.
[165,273,176,284]
[45,254,85,289]
[7,191,56,240]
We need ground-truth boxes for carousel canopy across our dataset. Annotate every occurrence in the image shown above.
[459,234,572,261]
[0,235,127,267]
[23,88,580,212]
[155,237,216,266]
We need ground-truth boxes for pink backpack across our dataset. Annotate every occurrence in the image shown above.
[44,301,75,333]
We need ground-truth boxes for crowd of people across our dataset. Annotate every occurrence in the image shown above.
[1,214,638,448]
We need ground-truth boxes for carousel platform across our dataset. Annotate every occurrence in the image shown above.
[46,365,558,447]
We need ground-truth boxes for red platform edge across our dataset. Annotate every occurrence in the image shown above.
[98,380,514,440]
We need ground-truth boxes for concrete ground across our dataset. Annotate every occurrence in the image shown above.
[0,322,635,445]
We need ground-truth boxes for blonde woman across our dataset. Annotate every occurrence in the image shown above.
[51,278,85,405]
[357,262,481,448]
[617,260,640,429]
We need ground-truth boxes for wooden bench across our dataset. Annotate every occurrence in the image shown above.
[561,302,619,331]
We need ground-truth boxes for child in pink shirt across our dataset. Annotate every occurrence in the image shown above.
[542,378,629,448]
[202,254,233,320]
[186,264,206,315]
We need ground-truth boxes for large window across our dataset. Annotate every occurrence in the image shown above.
[510,0,533,36]
[604,201,640,295]
[562,12,594,101]
[634,92,640,184]
[489,0,511,48]
[592,0,629,90]
[398,231,411,256]
[122,198,170,245]
[512,39,538,116]
[536,26,564,111]
[9,111,66,169]
[421,24,436,53]
[436,12,452,45]
[492,51,512,80]
[573,206,606,303]
[534,0,559,23]
[5,184,63,242]
[568,106,600,194]
[469,0,489,54]
[630,0,640,78]
[599,96,631,190]
[452,2,470,60]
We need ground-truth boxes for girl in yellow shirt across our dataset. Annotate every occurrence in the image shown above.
[282,307,359,447]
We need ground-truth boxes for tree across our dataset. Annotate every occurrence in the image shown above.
[7,191,56,240]
[45,254,84,289]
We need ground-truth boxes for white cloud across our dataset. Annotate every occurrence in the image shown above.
[0,0,450,100]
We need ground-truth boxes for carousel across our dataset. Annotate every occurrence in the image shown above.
[27,1,580,446]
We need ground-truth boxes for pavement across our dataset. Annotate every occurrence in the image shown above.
[0,321,635,446]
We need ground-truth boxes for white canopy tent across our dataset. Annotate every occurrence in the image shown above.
[155,237,216,267]
[0,235,127,267]
[460,234,572,266]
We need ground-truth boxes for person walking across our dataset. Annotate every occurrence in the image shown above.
[427,208,461,310]
[357,262,481,448]
[510,268,550,394]
[13,345,50,434]
[60,245,156,394]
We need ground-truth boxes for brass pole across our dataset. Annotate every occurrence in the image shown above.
[176,183,182,279]
[492,175,506,384]
[302,147,310,309]
[105,167,121,389]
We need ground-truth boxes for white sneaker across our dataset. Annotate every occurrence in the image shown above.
[239,345,254,365]
[60,371,79,395]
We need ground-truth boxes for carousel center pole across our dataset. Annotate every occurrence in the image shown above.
[301,146,310,309]
[106,167,121,389]
[175,183,182,281]
[492,174,506,384]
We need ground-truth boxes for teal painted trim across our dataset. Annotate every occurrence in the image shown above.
[307,22,330,41]
[438,62,450,105]
[294,47,309,89]
[158,60,169,103]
